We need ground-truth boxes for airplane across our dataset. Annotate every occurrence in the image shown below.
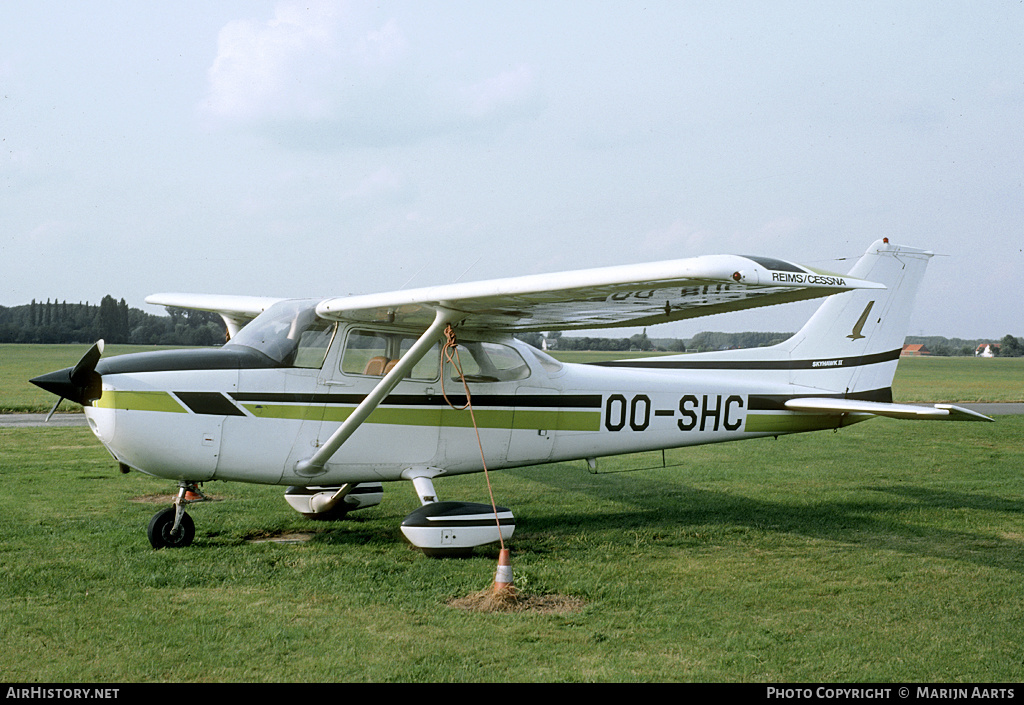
[30,238,992,554]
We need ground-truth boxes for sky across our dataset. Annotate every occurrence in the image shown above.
[2,1,1022,340]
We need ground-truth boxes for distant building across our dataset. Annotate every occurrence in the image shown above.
[901,344,930,356]
[976,343,999,357]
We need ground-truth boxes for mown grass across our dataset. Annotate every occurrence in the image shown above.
[890,355,1024,402]
[2,416,1023,682]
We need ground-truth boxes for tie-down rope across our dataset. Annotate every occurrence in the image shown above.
[439,324,505,551]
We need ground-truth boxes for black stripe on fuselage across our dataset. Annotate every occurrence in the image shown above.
[588,348,901,370]
[748,387,893,411]
[176,392,247,416]
[229,392,603,409]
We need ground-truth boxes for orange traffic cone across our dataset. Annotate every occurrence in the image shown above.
[493,548,514,594]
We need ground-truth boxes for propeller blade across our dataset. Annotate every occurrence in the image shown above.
[44,397,64,423]
[71,340,104,385]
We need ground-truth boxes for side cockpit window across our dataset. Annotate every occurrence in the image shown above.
[341,329,440,381]
[290,320,337,369]
[341,331,389,375]
[338,330,529,384]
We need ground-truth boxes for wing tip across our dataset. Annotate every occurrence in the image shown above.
[934,404,995,422]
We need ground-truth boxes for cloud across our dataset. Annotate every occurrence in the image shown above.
[202,1,348,123]
[200,1,542,147]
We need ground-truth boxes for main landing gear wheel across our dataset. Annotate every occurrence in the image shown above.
[147,507,196,549]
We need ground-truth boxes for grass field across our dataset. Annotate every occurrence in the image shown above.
[889,355,1024,402]
[1,344,1023,682]
[1,419,1022,682]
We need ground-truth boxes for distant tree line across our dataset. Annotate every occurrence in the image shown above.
[519,329,666,352]
[677,331,792,352]
[0,296,226,346]
[519,330,792,352]
[904,335,1024,357]
[993,334,1024,357]
[542,332,1019,355]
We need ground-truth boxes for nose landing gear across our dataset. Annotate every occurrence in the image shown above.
[147,482,209,549]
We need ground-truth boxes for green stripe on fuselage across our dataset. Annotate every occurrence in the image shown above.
[242,404,326,421]
[512,408,600,432]
[240,403,600,432]
[92,390,188,413]
[744,413,872,434]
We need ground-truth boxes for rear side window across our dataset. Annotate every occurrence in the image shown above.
[450,342,530,383]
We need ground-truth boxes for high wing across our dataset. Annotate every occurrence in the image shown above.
[145,293,284,339]
[316,254,884,333]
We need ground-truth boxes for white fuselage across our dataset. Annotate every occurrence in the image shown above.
[76,241,937,492]
[83,330,871,488]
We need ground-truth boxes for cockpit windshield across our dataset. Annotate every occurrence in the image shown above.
[226,299,336,368]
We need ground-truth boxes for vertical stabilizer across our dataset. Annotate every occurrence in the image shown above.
[781,239,933,396]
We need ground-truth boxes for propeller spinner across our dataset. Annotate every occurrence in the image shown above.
[30,340,105,420]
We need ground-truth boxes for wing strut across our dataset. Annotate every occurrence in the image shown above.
[294,307,464,476]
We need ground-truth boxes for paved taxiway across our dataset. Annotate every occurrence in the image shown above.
[1,414,90,428]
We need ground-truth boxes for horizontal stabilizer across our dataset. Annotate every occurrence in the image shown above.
[785,398,994,422]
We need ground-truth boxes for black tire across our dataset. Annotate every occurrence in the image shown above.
[147,507,195,549]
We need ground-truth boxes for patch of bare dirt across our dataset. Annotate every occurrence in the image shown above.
[244,530,315,544]
[448,587,585,614]
[130,494,179,504]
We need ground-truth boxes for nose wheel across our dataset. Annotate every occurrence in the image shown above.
[147,507,195,548]
[147,482,207,549]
